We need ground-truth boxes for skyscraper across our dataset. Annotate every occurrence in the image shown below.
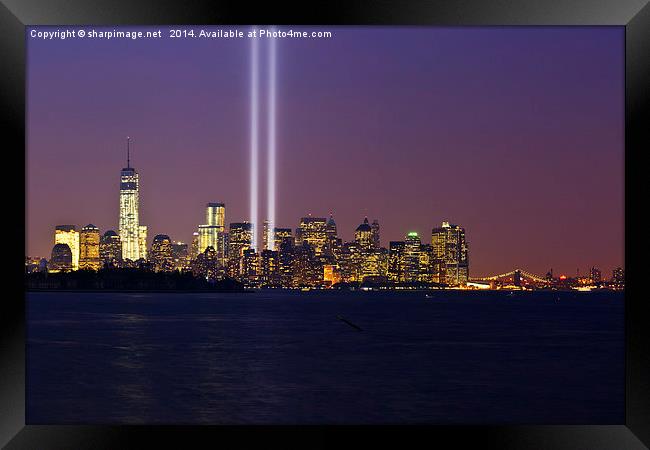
[100,230,122,268]
[190,232,200,260]
[388,241,405,283]
[292,241,321,287]
[431,221,469,286]
[275,228,294,287]
[228,222,253,278]
[404,232,421,282]
[54,225,79,271]
[260,249,280,286]
[242,248,259,286]
[262,220,272,251]
[150,234,173,272]
[79,224,101,270]
[198,203,225,257]
[119,138,146,262]
[295,216,328,256]
[355,217,373,251]
[371,219,380,249]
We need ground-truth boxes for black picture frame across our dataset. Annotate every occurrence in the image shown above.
[2,1,648,448]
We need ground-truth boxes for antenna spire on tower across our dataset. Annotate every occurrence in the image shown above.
[127,136,131,168]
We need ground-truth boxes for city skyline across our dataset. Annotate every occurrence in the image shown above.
[27,26,624,276]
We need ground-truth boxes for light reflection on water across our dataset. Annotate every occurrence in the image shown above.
[27,290,624,424]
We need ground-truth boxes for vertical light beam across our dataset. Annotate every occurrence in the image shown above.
[250,31,259,250]
[266,32,277,251]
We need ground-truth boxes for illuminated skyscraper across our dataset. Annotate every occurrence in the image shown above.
[361,248,387,282]
[355,217,373,251]
[119,138,146,262]
[198,203,225,257]
[295,216,328,255]
[49,243,73,273]
[260,249,280,286]
[418,243,433,283]
[273,227,292,246]
[150,234,173,272]
[388,241,405,283]
[324,214,339,254]
[79,224,101,270]
[242,248,259,286]
[431,221,469,286]
[100,230,122,268]
[325,214,337,239]
[228,222,253,278]
[339,241,363,283]
[190,232,200,260]
[292,241,321,287]
[323,264,341,286]
[404,232,421,282]
[275,228,294,287]
[54,225,79,271]
[371,219,380,249]
[262,220,272,251]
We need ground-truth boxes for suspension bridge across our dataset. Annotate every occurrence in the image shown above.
[471,268,548,284]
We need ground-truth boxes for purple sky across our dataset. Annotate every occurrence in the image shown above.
[27,26,624,277]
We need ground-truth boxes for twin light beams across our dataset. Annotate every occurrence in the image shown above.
[249,31,277,251]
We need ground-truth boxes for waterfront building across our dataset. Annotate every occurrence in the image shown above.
[49,243,73,273]
[54,225,79,271]
[99,230,122,268]
[323,264,342,286]
[150,234,173,272]
[431,222,469,286]
[79,224,101,270]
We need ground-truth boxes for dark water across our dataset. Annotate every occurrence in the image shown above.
[27,290,624,424]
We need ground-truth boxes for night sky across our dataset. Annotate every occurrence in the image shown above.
[27,26,624,277]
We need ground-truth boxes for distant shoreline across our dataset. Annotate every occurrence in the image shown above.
[26,288,250,294]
